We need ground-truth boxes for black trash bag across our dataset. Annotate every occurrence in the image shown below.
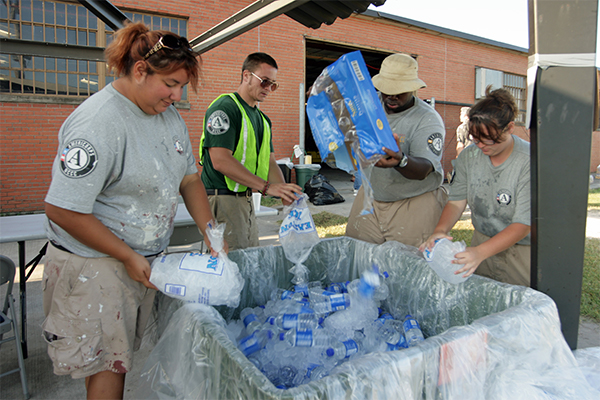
[304,173,345,205]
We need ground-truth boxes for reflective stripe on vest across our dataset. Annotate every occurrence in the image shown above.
[199,93,271,192]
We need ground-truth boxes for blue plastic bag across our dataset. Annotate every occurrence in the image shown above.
[307,50,398,168]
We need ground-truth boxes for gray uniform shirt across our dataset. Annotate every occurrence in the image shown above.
[370,97,445,201]
[449,135,531,245]
[45,83,198,257]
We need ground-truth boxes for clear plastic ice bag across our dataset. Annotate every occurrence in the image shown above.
[422,238,470,284]
[150,222,245,307]
[279,194,320,284]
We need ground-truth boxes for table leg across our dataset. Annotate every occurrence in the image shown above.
[18,240,28,359]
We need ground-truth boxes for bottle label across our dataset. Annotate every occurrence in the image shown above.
[294,284,309,297]
[294,330,313,347]
[243,314,257,328]
[327,283,344,293]
[282,314,299,330]
[397,334,409,349]
[329,294,348,311]
[239,333,260,356]
[403,318,420,331]
[280,290,295,300]
[343,339,358,357]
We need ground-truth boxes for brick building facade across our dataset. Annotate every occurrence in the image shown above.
[1,0,598,214]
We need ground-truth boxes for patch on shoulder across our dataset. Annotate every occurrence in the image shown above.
[206,110,230,135]
[427,133,443,156]
[496,190,512,206]
[60,139,98,178]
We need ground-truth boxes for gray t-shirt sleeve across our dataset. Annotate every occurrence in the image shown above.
[45,114,121,214]
[448,152,468,201]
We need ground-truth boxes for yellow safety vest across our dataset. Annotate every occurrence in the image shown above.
[199,93,271,192]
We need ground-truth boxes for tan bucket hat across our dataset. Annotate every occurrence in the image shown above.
[372,53,427,95]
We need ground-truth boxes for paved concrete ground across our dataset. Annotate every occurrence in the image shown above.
[1,166,599,399]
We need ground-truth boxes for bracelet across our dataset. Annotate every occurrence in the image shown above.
[260,181,270,196]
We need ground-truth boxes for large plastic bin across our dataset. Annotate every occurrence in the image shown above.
[137,237,598,399]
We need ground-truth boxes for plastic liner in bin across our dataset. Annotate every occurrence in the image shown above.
[137,238,599,400]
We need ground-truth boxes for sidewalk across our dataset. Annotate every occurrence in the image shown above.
[1,166,599,399]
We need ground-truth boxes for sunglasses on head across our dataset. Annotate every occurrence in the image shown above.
[250,72,279,91]
[143,34,192,60]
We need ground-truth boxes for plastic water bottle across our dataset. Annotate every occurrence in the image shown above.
[310,292,351,314]
[266,313,322,331]
[403,314,425,347]
[270,288,304,302]
[374,318,403,345]
[240,307,264,335]
[422,238,469,284]
[325,335,365,360]
[326,281,349,293]
[305,363,330,381]
[238,327,276,356]
[279,328,331,348]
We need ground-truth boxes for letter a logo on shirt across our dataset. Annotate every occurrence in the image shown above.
[206,110,230,135]
[60,139,97,179]
[496,190,512,206]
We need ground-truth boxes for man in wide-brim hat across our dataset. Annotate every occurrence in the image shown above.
[345,53,448,248]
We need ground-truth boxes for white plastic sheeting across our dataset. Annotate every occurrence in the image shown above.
[136,237,599,399]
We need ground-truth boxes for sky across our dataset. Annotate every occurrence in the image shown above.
[368,0,599,67]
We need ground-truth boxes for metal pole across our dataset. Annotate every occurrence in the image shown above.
[299,83,306,164]
[529,0,598,349]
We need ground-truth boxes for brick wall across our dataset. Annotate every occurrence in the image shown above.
[1,0,597,214]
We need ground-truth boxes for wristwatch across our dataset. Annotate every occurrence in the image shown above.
[396,153,408,168]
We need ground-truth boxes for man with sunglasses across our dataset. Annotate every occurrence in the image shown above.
[345,53,447,248]
[200,52,302,250]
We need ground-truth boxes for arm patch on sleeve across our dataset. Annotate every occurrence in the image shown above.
[206,110,230,135]
[427,133,443,156]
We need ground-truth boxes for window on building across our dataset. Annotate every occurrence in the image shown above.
[475,67,527,124]
[0,0,188,100]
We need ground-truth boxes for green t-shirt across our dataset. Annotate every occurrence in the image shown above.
[201,92,274,189]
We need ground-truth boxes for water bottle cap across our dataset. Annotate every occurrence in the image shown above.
[383,271,389,278]
[405,314,413,319]
[279,332,285,341]
[326,348,334,357]
[318,317,324,325]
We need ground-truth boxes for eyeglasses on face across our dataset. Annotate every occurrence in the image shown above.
[144,34,193,60]
[250,72,279,91]
[470,135,496,146]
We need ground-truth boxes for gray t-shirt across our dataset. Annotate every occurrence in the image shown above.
[45,83,198,257]
[449,135,531,245]
[370,97,446,201]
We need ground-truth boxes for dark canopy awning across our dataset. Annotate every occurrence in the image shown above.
[189,0,385,54]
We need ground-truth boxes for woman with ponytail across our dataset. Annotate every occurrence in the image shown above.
[420,86,531,286]
[42,22,220,398]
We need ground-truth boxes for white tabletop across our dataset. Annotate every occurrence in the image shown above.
[0,204,197,244]
[0,203,278,244]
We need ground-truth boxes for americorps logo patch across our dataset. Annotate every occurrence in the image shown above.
[206,110,230,135]
[60,139,97,178]
[427,133,443,156]
[496,189,512,205]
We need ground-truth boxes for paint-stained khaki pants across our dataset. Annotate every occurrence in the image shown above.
[42,244,155,379]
